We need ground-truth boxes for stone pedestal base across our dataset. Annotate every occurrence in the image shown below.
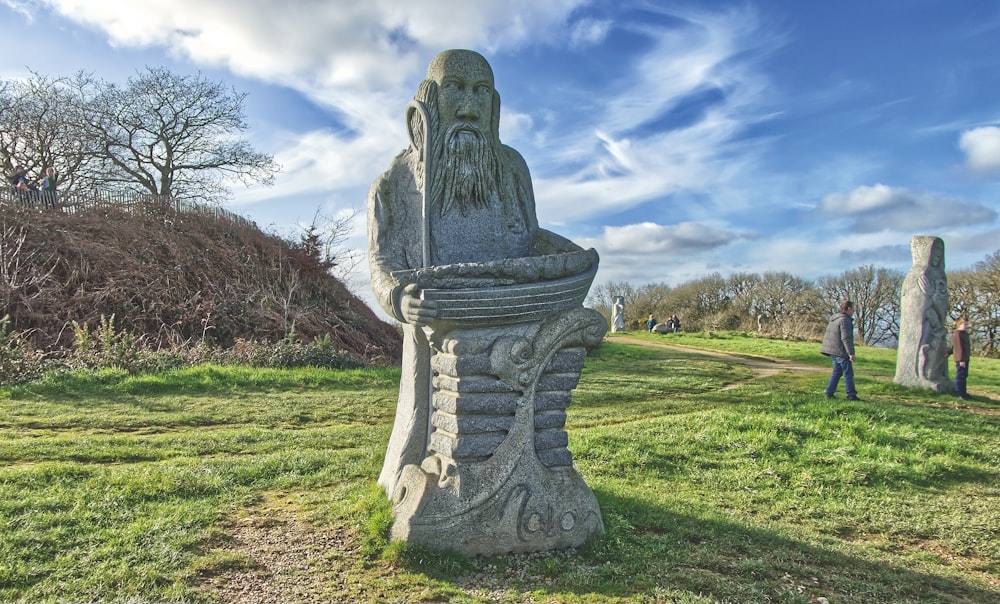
[388,307,606,556]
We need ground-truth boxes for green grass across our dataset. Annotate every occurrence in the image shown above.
[617,330,1000,399]
[1,335,997,602]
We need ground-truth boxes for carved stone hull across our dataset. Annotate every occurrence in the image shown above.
[389,305,607,556]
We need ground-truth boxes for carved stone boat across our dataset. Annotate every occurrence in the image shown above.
[391,248,599,328]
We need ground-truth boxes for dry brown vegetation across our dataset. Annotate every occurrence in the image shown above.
[0,204,401,362]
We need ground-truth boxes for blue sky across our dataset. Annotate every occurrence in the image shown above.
[3,0,1000,316]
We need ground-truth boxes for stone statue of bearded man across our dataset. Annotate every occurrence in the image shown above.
[368,49,581,496]
[366,50,603,555]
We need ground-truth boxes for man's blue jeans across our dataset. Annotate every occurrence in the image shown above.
[825,356,856,399]
[954,361,969,398]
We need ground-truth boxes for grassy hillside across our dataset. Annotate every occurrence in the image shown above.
[0,205,400,362]
[0,333,997,602]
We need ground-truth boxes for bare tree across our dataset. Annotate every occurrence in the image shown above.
[664,273,729,331]
[0,72,93,192]
[752,272,824,338]
[724,272,762,327]
[295,208,364,287]
[818,265,902,346]
[952,250,1000,356]
[80,67,279,203]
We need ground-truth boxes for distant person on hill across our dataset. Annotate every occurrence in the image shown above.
[11,166,32,194]
[8,165,27,190]
[671,313,680,333]
[951,316,972,401]
[646,314,657,332]
[821,300,859,401]
[39,167,58,208]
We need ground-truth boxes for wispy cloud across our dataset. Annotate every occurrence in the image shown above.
[0,0,32,20]
[526,5,780,224]
[569,17,611,48]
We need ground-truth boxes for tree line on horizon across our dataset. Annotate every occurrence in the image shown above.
[588,250,1000,357]
[1,67,279,204]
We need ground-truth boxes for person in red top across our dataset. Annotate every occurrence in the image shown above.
[951,317,972,400]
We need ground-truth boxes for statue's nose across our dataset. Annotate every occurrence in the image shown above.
[456,95,480,121]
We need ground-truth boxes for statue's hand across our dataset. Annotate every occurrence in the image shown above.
[400,283,438,327]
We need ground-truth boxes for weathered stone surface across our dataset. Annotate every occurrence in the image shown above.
[433,391,520,415]
[534,409,567,429]
[894,236,952,392]
[367,49,605,555]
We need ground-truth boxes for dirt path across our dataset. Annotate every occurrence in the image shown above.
[614,336,824,389]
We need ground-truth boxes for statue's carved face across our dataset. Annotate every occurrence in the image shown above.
[435,62,494,136]
[931,242,943,267]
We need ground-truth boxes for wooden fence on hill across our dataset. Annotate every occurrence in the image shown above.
[0,188,258,230]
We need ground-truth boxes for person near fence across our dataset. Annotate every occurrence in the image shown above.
[8,165,28,190]
[38,167,58,208]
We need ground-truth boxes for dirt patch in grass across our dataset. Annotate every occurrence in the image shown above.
[615,336,824,389]
[196,495,370,603]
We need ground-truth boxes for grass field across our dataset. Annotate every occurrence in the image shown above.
[1,332,997,602]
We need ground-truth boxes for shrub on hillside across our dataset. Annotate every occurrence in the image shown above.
[0,206,401,363]
[0,317,378,386]
[223,332,369,370]
[0,316,50,385]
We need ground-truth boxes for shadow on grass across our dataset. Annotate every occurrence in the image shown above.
[410,489,997,603]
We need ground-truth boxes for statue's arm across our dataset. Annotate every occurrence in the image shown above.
[367,169,438,326]
[367,178,407,321]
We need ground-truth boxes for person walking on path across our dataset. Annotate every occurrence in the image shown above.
[952,317,972,400]
[821,300,860,400]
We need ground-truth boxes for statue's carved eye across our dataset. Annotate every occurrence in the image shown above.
[474,84,491,95]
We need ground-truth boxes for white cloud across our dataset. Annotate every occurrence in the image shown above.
[959,126,1000,174]
[599,221,743,255]
[820,184,997,233]
[821,183,900,213]
[231,128,396,207]
[498,109,535,145]
[41,0,587,95]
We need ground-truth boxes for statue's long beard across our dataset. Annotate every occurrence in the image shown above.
[428,123,501,216]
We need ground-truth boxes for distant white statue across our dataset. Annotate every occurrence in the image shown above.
[611,296,626,332]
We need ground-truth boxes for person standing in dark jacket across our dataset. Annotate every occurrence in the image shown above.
[951,317,971,400]
[821,300,859,400]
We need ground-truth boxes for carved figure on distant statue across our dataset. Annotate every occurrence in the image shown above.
[894,236,951,392]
